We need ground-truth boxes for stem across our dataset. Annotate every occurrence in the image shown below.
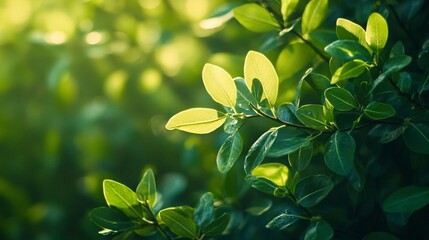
[143,202,173,240]
[291,30,330,62]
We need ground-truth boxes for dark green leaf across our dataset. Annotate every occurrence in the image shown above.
[194,192,214,230]
[397,72,411,93]
[324,87,358,111]
[329,57,343,75]
[324,40,372,62]
[369,124,403,143]
[305,72,331,91]
[324,132,355,176]
[251,163,289,187]
[136,169,156,208]
[223,116,244,134]
[363,102,396,120]
[245,175,278,195]
[390,41,405,57]
[252,78,264,103]
[268,127,310,157]
[217,131,243,174]
[288,142,313,171]
[246,198,272,216]
[363,232,399,240]
[301,0,328,35]
[295,68,313,107]
[204,213,230,237]
[158,207,197,239]
[266,211,300,230]
[370,55,412,93]
[304,220,334,240]
[281,0,300,24]
[383,186,429,213]
[296,104,329,130]
[294,175,334,208]
[89,207,141,232]
[233,3,280,32]
[402,123,429,154]
[277,103,301,124]
[234,77,257,110]
[331,60,367,84]
[347,160,365,191]
[244,128,278,174]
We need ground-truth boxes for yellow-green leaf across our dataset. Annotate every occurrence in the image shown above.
[301,0,328,35]
[244,51,279,108]
[336,18,370,52]
[251,163,289,187]
[365,12,388,57]
[165,108,226,134]
[202,64,236,109]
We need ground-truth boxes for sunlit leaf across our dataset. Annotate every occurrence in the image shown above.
[233,3,280,32]
[194,192,214,230]
[251,163,289,187]
[383,186,429,213]
[244,128,278,174]
[331,60,367,84]
[295,175,334,208]
[158,207,197,239]
[202,63,236,109]
[281,0,300,24]
[402,123,429,154]
[324,87,358,111]
[136,168,156,208]
[296,104,329,130]
[336,18,368,50]
[365,12,388,58]
[324,132,355,176]
[301,0,328,35]
[165,108,226,134]
[304,220,334,240]
[370,55,412,93]
[244,51,279,108]
[363,102,396,120]
[217,131,243,174]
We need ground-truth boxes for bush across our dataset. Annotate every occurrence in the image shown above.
[90,0,429,239]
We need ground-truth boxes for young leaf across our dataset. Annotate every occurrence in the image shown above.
[266,211,300,230]
[136,168,156,208]
[244,51,279,108]
[304,220,334,240]
[217,131,243,174]
[281,0,300,24]
[365,12,388,57]
[363,102,396,120]
[202,64,236,109]
[158,207,197,239]
[324,87,358,111]
[402,123,429,154]
[295,68,313,107]
[296,104,329,130]
[204,213,230,237]
[103,180,147,220]
[383,186,429,213]
[324,132,355,176]
[301,0,328,35]
[244,128,278,174]
[233,3,280,32]
[251,163,289,187]
[331,60,367,84]
[336,18,368,50]
[324,40,372,62]
[234,77,257,109]
[305,72,331,92]
[89,207,141,232]
[194,192,214,230]
[295,175,334,208]
[288,142,313,171]
[165,108,227,134]
[245,175,279,195]
[363,232,400,240]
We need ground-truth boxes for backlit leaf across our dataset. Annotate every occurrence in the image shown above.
[296,104,329,130]
[233,3,280,32]
[331,60,367,84]
[304,220,334,240]
[251,163,289,187]
[136,168,156,208]
[165,108,226,134]
[202,64,236,109]
[365,12,388,57]
[301,0,328,35]
[383,186,429,213]
[363,232,399,240]
[402,123,429,154]
[204,213,230,237]
[336,18,368,50]
[288,142,313,171]
[234,77,257,110]
[158,207,197,239]
[266,211,300,230]
[324,132,355,176]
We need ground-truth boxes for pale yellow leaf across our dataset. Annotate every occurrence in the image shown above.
[165,108,226,134]
[202,64,236,109]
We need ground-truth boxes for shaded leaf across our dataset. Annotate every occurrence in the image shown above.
[251,163,289,187]
[204,213,230,237]
[158,207,197,239]
[136,169,156,208]
[296,104,329,130]
[245,175,278,195]
[194,192,214,230]
[363,102,396,120]
[266,211,300,230]
[217,131,243,174]
[324,132,355,176]
[288,142,313,171]
[301,0,328,35]
[324,87,358,111]
[246,198,272,216]
[324,40,372,62]
[363,232,399,240]
[304,220,334,240]
[233,3,280,32]
[244,128,278,174]
[89,207,141,232]
[295,175,334,208]
[402,123,429,154]
[202,64,236,109]
[281,0,300,24]
[165,108,226,134]
[383,186,429,213]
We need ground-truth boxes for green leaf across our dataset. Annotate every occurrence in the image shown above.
[165,108,227,134]
[266,211,300,230]
[365,12,389,57]
[301,0,328,35]
[288,142,313,171]
[296,104,329,130]
[295,68,313,107]
[268,127,310,157]
[233,3,280,32]
[89,207,141,232]
[324,132,355,176]
[246,198,272,216]
[281,0,300,24]
[324,40,372,62]
[383,186,429,213]
[277,103,301,124]
[305,72,331,92]
[244,51,279,108]
[336,18,369,50]
[418,39,429,69]
[234,77,257,110]
[217,131,243,174]
[370,55,412,93]
[251,163,289,187]
[245,175,278,195]
[369,124,403,144]
[244,128,278,174]
[402,123,429,154]
[324,87,358,111]
[304,220,334,240]
[363,102,396,120]
[397,72,411,93]
[294,175,334,208]
[194,192,214,230]
[158,207,197,239]
[103,180,147,220]
[331,60,367,84]
[202,63,236,109]
[363,232,400,240]
[204,213,230,237]
[136,168,156,208]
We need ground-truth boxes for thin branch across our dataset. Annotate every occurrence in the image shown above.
[291,30,330,62]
